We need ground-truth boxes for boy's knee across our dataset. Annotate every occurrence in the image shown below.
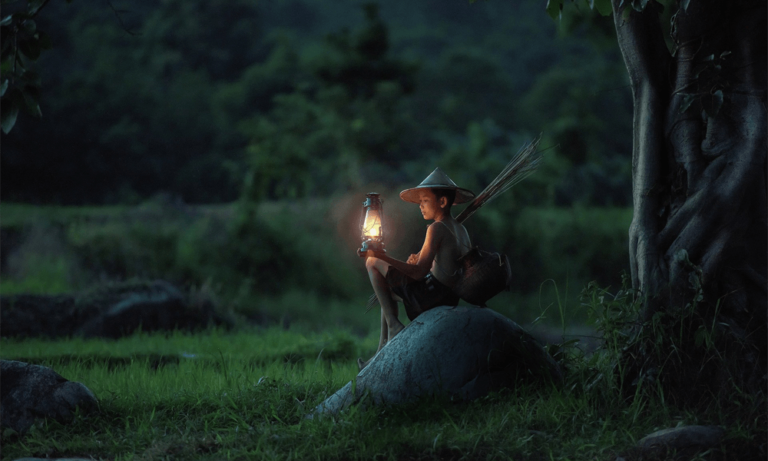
[365,257,379,271]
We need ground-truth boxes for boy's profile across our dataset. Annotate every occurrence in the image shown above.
[359,168,475,370]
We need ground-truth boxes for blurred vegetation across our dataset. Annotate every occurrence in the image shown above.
[1,199,630,332]
[1,0,633,331]
[1,0,630,206]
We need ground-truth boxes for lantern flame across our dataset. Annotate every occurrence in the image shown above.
[362,209,383,239]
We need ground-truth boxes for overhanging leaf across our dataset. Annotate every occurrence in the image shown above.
[621,4,633,21]
[681,0,691,10]
[1,96,19,133]
[0,57,11,74]
[546,0,564,20]
[593,0,613,15]
[0,78,7,97]
[631,0,650,12]
[21,19,36,34]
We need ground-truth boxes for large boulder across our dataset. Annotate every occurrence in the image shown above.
[0,360,98,434]
[0,280,233,339]
[312,305,562,416]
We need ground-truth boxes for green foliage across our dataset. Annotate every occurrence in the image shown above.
[2,201,636,333]
[242,5,419,201]
[579,269,767,416]
[0,0,52,133]
[58,199,365,303]
[468,206,632,295]
[2,0,632,208]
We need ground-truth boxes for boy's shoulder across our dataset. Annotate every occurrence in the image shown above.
[428,219,462,236]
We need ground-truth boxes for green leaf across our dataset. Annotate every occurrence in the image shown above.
[1,96,19,133]
[631,0,649,11]
[0,78,7,97]
[593,0,613,15]
[546,0,564,20]
[681,0,691,10]
[719,50,732,59]
[21,19,36,34]
[0,56,11,74]
[0,14,13,26]
[621,4,632,21]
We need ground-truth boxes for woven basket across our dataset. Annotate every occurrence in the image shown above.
[453,247,512,307]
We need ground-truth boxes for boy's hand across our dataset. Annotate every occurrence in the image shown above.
[407,253,419,264]
[365,249,387,259]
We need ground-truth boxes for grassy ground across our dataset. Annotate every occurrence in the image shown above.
[2,202,762,459]
[2,326,762,461]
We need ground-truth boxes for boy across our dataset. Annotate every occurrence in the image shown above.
[359,168,474,370]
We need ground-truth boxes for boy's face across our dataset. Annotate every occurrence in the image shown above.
[418,190,442,220]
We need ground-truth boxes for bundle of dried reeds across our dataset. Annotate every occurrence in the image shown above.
[454,134,542,223]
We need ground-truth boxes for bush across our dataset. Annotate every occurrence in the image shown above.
[467,206,632,294]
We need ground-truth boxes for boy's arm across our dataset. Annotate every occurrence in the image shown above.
[369,223,443,280]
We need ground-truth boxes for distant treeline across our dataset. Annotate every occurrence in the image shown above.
[2,0,632,207]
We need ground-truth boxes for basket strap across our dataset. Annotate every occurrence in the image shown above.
[432,220,473,255]
[430,220,471,279]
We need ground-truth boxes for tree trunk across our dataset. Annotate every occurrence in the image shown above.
[611,0,766,404]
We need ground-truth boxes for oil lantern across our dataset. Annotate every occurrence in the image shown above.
[358,193,386,257]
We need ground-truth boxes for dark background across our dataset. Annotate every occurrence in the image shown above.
[2,0,632,207]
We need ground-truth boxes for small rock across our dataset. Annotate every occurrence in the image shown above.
[1,360,98,434]
[312,305,562,416]
[636,425,725,459]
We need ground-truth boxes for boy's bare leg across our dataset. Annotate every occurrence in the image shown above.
[366,257,405,341]
[358,257,405,370]
[377,307,388,351]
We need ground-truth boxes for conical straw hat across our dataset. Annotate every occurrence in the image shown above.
[399,168,475,204]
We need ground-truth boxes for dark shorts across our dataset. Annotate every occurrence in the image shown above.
[386,268,460,321]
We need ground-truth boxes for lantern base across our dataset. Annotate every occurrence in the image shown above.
[358,239,386,257]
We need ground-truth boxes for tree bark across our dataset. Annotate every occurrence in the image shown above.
[611,0,766,401]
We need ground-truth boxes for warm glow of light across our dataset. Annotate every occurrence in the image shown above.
[363,209,382,238]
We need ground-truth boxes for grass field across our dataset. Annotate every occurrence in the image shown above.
[2,202,763,459]
[2,325,763,461]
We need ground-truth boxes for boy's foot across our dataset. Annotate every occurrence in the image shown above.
[388,323,405,341]
[357,357,371,371]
